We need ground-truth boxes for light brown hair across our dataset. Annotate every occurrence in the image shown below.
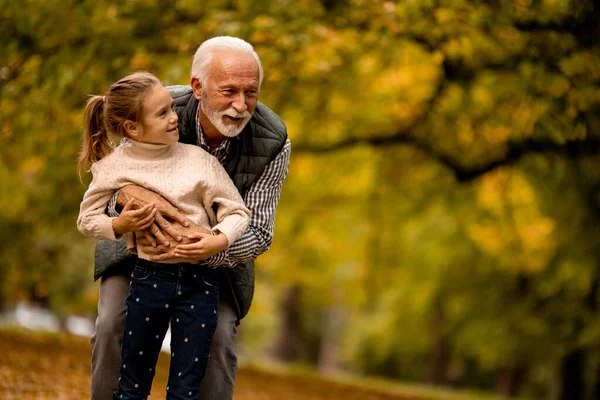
[77,71,161,180]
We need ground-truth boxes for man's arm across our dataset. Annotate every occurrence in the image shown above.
[198,138,291,266]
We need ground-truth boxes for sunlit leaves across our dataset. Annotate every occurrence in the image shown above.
[469,168,557,273]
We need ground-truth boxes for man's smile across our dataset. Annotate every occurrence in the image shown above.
[224,115,244,124]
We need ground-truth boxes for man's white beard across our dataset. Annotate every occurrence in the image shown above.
[201,91,252,138]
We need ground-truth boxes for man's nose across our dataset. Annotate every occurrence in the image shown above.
[231,92,247,113]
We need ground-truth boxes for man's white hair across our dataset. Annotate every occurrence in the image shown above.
[191,36,264,89]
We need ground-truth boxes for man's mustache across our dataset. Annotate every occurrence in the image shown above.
[222,108,251,119]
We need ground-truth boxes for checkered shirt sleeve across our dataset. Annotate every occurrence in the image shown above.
[204,138,291,267]
[107,192,120,218]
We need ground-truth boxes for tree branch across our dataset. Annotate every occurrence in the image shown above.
[293,134,599,182]
[514,0,600,48]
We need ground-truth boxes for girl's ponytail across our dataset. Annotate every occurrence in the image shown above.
[77,95,114,181]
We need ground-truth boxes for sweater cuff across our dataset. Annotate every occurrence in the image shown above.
[98,217,121,241]
[212,219,244,248]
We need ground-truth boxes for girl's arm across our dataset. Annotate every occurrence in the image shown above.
[77,165,157,240]
[77,174,122,240]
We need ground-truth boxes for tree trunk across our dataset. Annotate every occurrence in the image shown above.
[424,301,449,385]
[317,286,344,373]
[271,285,305,362]
[558,349,585,400]
[497,365,526,398]
[589,363,600,400]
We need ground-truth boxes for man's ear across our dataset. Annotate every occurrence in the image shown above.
[123,120,140,138]
[191,77,202,100]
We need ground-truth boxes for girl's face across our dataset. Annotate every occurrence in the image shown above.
[135,85,179,145]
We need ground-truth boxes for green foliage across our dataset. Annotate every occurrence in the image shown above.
[1,0,599,398]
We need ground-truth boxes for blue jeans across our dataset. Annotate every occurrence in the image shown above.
[113,259,219,400]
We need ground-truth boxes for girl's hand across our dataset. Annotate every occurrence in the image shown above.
[149,231,228,262]
[176,232,228,261]
[112,198,157,235]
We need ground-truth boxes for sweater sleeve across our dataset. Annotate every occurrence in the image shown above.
[77,163,121,241]
[202,156,251,247]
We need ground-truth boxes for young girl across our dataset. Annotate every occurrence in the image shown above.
[77,71,250,400]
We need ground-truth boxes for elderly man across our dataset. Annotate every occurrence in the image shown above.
[91,36,290,400]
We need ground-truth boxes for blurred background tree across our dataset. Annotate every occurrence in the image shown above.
[1,0,599,399]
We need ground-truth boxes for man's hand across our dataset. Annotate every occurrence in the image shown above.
[118,186,190,246]
[112,198,156,235]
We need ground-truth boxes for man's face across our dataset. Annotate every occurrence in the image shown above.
[196,51,260,137]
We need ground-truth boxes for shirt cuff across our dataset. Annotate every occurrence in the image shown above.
[107,190,120,217]
[204,250,233,268]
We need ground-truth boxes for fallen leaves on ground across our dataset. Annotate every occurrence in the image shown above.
[0,329,435,400]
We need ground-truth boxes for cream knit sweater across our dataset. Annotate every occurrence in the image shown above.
[77,140,250,262]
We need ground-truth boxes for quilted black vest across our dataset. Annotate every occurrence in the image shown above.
[170,85,288,320]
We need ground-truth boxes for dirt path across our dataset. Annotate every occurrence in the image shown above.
[0,329,436,400]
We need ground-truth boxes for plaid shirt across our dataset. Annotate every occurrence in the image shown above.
[195,105,291,267]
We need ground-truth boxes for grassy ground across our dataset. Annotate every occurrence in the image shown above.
[0,329,499,400]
